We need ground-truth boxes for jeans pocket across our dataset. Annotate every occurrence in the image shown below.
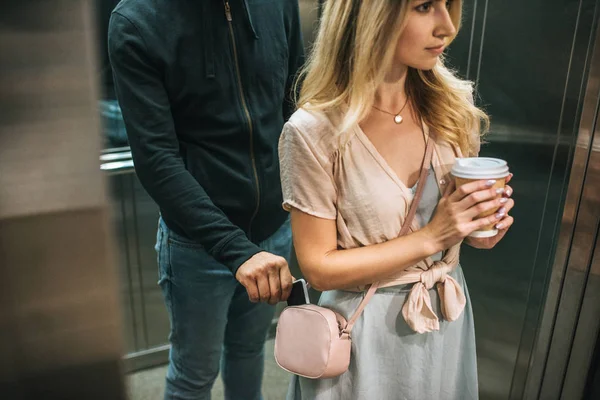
[156,220,171,285]
[168,236,204,250]
[155,224,163,281]
[167,228,204,250]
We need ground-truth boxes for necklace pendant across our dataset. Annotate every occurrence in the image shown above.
[394,114,403,124]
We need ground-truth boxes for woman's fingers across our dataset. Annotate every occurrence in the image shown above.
[455,185,504,212]
[502,198,514,213]
[463,196,509,219]
[449,179,499,204]
[466,210,504,233]
[443,179,456,198]
[496,215,514,230]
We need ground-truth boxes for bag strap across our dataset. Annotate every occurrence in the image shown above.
[343,134,435,335]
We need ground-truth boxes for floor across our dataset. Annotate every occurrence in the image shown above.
[126,338,291,400]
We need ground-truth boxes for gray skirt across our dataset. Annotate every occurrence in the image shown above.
[286,266,478,400]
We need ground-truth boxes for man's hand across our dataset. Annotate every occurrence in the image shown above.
[235,252,293,305]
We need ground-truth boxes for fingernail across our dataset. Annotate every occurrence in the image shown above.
[496,188,505,195]
[496,207,506,218]
[496,222,504,229]
[507,188,513,197]
[486,180,497,187]
[499,198,508,204]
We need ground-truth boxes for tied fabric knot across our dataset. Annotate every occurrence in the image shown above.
[419,261,448,289]
[401,259,466,334]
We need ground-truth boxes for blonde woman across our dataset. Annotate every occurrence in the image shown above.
[279,0,515,399]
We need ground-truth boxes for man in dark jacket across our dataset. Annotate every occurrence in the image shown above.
[108,0,304,398]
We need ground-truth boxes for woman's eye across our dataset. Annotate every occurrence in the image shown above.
[416,1,453,13]
[415,2,433,13]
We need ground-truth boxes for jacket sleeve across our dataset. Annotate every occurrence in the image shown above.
[282,0,306,121]
[108,12,261,274]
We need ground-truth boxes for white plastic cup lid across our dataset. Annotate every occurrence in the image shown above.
[451,157,509,179]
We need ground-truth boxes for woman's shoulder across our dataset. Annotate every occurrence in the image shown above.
[287,106,339,138]
[285,106,348,157]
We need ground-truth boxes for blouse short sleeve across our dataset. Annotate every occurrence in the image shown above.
[278,121,337,220]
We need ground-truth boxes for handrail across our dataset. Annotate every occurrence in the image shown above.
[100,151,132,162]
[100,160,135,175]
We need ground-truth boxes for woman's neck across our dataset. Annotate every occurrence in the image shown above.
[374,64,409,112]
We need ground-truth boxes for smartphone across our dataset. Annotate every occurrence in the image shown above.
[287,279,310,307]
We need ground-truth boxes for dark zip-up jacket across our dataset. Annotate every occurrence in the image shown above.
[108,0,304,274]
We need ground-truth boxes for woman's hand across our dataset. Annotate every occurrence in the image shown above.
[465,173,515,249]
[421,176,510,253]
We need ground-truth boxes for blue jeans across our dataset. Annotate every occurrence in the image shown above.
[156,217,292,400]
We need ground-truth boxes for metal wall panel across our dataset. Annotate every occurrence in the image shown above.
[0,1,126,398]
[526,6,600,398]
[444,1,599,399]
[585,332,600,398]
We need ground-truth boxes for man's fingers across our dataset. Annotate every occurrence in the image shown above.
[267,269,282,305]
[243,278,260,303]
[280,266,293,301]
[236,252,293,304]
[256,275,271,303]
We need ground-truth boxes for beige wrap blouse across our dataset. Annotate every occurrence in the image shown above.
[279,107,480,333]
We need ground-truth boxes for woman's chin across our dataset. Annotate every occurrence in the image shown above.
[403,59,439,72]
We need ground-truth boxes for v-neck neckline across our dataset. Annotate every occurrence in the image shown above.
[353,120,430,197]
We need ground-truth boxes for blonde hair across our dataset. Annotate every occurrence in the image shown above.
[296,0,489,155]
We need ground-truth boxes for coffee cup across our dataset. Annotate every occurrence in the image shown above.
[451,157,510,238]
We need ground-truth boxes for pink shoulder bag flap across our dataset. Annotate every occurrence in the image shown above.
[274,135,435,379]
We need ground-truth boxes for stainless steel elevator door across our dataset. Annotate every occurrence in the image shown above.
[444,1,599,399]
[527,4,600,396]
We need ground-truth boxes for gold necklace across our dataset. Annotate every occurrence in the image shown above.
[372,96,410,124]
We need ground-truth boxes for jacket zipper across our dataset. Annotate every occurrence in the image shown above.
[224,1,261,239]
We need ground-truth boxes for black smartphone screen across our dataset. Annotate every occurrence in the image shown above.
[287,280,309,306]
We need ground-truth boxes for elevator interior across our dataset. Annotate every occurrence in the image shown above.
[1,1,599,399]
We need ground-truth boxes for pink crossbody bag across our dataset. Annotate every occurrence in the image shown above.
[274,137,434,379]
